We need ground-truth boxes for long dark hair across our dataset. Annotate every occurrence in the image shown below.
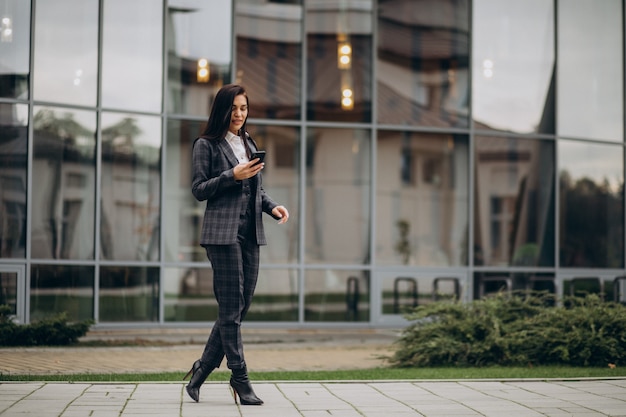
[200,84,249,140]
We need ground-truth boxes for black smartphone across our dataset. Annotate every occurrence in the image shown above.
[250,150,266,165]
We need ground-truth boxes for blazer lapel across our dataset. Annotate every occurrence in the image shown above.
[217,138,241,168]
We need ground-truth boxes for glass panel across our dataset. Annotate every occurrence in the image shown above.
[31,107,96,259]
[164,118,204,262]
[473,271,512,298]
[380,273,465,316]
[167,0,232,116]
[0,0,30,99]
[305,127,370,264]
[30,264,94,322]
[235,0,302,120]
[246,268,298,321]
[0,271,17,314]
[165,121,299,263]
[0,103,27,258]
[304,269,369,322]
[558,0,623,141]
[164,267,299,323]
[253,125,299,264]
[377,0,470,128]
[559,140,624,268]
[376,132,469,266]
[102,0,163,112]
[472,0,555,134]
[100,112,161,261]
[99,266,159,322]
[33,0,98,106]
[474,136,555,267]
[164,267,215,321]
[306,1,373,122]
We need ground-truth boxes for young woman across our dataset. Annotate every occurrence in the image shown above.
[184,84,289,405]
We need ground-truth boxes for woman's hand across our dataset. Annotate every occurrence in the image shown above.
[233,159,264,181]
[272,205,289,224]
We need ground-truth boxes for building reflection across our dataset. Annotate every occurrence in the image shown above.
[1,0,625,324]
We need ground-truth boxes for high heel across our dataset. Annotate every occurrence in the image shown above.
[230,366,263,405]
[183,360,213,403]
[182,362,197,381]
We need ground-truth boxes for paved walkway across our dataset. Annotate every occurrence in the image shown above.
[1,328,626,416]
[1,379,626,416]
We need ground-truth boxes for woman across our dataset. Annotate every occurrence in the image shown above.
[184,84,289,405]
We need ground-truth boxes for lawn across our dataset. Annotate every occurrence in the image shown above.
[2,366,625,383]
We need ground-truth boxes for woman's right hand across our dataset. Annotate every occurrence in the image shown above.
[233,159,264,181]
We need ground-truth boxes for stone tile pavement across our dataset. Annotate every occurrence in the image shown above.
[1,379,626,416]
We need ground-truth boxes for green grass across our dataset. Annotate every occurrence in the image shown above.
[2,366,625,383]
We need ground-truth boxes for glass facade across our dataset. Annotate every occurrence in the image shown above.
[1,0,626,326]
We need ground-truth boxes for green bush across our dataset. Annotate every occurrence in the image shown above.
[0,305,93,346]
[390,293,626,367]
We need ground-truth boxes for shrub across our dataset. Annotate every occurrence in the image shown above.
[389,293,626,367]
[0,305,93,346]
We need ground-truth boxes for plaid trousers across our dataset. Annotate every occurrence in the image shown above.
[200,213,259,370]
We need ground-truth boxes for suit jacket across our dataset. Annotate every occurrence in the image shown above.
[191,134,278,246]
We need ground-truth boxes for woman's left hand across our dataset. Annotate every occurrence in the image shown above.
[272,206,289,224]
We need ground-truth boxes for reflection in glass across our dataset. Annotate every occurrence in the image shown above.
[377,0,470,128]
[165,121,299,263]
[306,1,372,122]
[559,140,624,268]
[472,0,555,133]
[0,103,27,258]
[304,269,369,322]
[474,136,555,267]
[246,269,298,321]
[99,266,159,322]
[558,0,623,141]
[30,264,94,322]
[164,267,215,321]
[0,0,30,99]
[252,125,299,264]
[0,272,17,315]
[167,0,232,116]
[102,0,163,112]
[33,0,98,106]
[100,113,161,261]
[381,274,464,315]
[31,107,96,259]
[164,119,205,262]
[376,132,468,266]
[305,128,370,264]
[235,0,302,120]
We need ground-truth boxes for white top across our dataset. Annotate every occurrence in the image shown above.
[225,131,249,163]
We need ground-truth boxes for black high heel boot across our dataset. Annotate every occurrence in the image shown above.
[183,360,213,402]
[230,366,263,405]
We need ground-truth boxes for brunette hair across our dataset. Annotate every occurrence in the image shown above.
[200,84,249,140]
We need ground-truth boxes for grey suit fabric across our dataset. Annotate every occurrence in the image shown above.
[200,235,259,370]
[191,134,278,246]
[191,133,278,370]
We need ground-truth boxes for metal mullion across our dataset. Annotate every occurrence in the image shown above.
[298,1,307,325]
[24,0,36,324]
[93,0,105,324]
[370,0,380,323]
[467,0,475,302]
[158,0,168,326]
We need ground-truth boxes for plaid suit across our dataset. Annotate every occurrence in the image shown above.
[191,134,278,370]
[191,135,278,245]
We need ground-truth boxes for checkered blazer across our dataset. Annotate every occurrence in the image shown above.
[191,134,279,246]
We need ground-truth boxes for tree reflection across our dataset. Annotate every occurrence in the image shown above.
[99,114,160,261]
[32,108,95,259]
[560,171,624,268]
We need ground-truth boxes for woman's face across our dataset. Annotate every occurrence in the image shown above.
[229,94,248,135]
